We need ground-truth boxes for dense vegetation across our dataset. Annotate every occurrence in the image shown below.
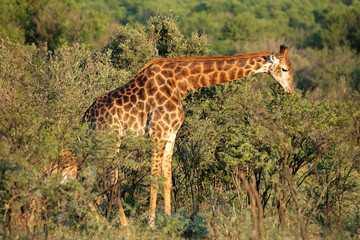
[1,0,359,239]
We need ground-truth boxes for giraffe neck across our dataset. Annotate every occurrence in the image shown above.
[186,55,271,92]
[144,53,272,99]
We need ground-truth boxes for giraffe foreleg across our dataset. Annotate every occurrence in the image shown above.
[162,133,176,216]
[149,138,166,227]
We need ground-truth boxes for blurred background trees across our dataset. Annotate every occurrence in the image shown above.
[0,0,359,239]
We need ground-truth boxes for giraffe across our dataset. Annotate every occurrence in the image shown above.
[82,45,293,226]
[46,150,78,184]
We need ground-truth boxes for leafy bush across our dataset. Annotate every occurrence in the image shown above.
[103,14,208,74]
[0,8,360,240]
[0,40,129,238]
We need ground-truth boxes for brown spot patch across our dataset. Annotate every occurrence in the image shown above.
[210,72,219,85]
[237,61,246,68]
[146,79,158,95]
[164,100,176,112]
[174,66,182,74]
[147,97,156,108]
[123,95,130,103]
[223,64,232,71]
[147,85,158,96]
[162,113,171,123]
[160,85,172,97]
[229,69,236,80]
[175,68,189,80]
[145,68,156,77]
[167,79,175,88]
[145,103,151,112]
[116,98,123,105]
[237,69,244,78]
[177,81,188,92]
[245,64,252,69]
[179,62,190,67]
[153,110,162,121]
[130,107,138,115]
[139,111,146,125]
[130,95,137,104]
[188,76,200,89]
[249,58,255,65]
[170,113,177,119]
[203,61,215,73]
[190,67,202,75]
[136,75,147,87]
[172,121,181,130]
[132,87,139,94]
[157,106,165,113]
[151,66,161,73]
[136,101,145,110]
[216,61,224,70]
[123,103,133,112]
[161,70,174,78]
[133,122,139,130]
[156,74,166,86]
[137,88,147,101]
[220,72,226,81]
[128,116,136,124]
[145,79,155,88]
[155,92,167,105]
[162,62,176,69]
[111,91,120,98]
[200,76,208,87]
[189,62,200,68]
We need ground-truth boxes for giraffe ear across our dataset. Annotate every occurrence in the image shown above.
[280,45,288,59]
[267,53,280,65]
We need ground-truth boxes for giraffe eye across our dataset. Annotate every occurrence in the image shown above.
[282,68,288,72]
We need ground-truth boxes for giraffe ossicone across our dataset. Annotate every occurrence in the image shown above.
[83,45,293,226]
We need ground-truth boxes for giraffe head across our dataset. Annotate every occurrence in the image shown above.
[267,45,293,94]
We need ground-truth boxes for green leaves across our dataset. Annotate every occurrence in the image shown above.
[103,14,208,74]
[1,4,360,237]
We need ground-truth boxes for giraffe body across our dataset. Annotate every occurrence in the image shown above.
[83,45,293,226]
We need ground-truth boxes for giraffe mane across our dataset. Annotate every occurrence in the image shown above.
[140,51,271,72]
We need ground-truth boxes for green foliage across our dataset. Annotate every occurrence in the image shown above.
[294,47,360,99]
[0,40,130,238]
[308,1,360,52]
[1,2,360,239]
[175,80,360,239]
[0,0,109,50]
[103,14,208,74]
